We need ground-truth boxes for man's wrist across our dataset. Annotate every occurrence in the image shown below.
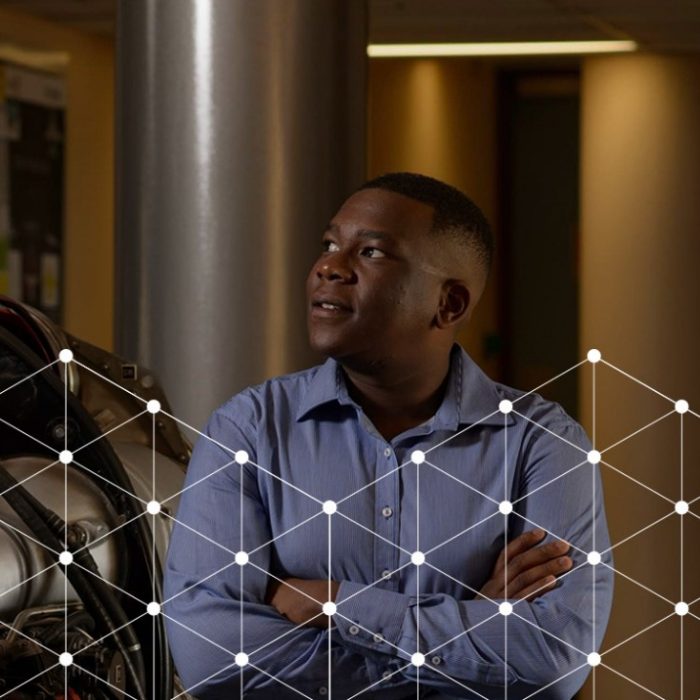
[269,577,340,627]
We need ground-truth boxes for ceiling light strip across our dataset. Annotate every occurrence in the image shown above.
[367,41,638,58]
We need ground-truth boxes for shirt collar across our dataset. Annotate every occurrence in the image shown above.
[296,344,512,429]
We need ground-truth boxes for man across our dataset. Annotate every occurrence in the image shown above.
[163,173,613,699]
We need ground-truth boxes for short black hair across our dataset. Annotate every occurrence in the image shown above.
[358,172,494,273]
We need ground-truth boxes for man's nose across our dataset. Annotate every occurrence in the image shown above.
[315,254,354,282]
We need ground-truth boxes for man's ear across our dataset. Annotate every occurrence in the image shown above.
[435,280,471,329]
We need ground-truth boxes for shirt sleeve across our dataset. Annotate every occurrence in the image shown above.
[162,398,379,699]
[333,412,614,699]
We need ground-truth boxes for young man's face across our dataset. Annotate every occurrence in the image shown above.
[306,188,447,369]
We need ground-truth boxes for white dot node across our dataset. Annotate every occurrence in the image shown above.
[323,602,337,616]
[675,501,689,515]
[499,500,513,515]
[235,551,249,566]
[59,349,73,364]
[499,602,513,616]
[499,399,513,414]
[411,551,425,566]
[587,349,601,364]
[587,652,601,667]
[587,551,601,566]
[235,652,249,667]
[146,399,161,414]
[59,550,73,566]
[235,450,249,464]
[587,450,601,464]
[146,500,161,515]
[675,602,689,616]
[59,651,73,667]
[411,652,425,667]
[675,399,689,414]
[322,500,337,515]
[59,450,73,465]
[147,602,161,616]
[411,450,425,464]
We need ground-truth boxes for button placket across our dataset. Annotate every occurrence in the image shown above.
[374,444,399,590]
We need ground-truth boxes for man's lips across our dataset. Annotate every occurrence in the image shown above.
[310,296,353,313]
[311,296,352,311]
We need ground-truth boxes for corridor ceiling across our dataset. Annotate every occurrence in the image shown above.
[0,0,697,52]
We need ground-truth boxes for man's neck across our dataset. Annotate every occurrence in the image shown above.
[341,349,453,441]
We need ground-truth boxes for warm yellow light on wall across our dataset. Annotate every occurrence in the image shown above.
[0,42,69,71]
[367,40,638,58]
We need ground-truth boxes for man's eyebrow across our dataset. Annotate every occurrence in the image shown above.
[356,229,395,242]
[323,223,396,242]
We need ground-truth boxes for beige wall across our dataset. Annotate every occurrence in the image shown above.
[580,53,700,699]
[0,6,114,350]
[368,57,500,375]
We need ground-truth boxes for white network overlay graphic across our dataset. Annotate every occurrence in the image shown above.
[0,347,698,700]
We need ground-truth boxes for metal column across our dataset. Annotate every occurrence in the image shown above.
[116,0,366,429]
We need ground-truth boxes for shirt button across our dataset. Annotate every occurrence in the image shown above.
[381,506,393,518]
[348,624,360,636]
[384,447,392,457]
[372,632,384,643]
[318,687,328,696]
[431,655,442,666]
[381,569,392,580]
[381,670,392,681]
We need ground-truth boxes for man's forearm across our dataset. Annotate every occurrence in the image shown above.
[332,565,612,699]
[164,572,379,698]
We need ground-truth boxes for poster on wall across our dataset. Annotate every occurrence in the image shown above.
[0,62,65,323]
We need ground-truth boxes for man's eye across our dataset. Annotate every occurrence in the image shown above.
[361,247,386,258]
[322,240,339,252]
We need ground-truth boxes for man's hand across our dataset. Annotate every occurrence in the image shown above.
[266,577,340,629]
[477,529,572,601]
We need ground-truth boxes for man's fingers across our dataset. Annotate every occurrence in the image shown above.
[484,530,572,603]
[493,528,546,573]
[478,550,571,601]
[513,575,558,601]
[503,539,570,582]
[508,555,573,595]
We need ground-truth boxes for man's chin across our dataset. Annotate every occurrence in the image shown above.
[309,339,386,375]
[308,330,359,360]
[308,336,348,360]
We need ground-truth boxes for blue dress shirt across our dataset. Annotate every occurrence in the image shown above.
[163,344,613,699]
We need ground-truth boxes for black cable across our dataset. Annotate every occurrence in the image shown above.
[0,465,146,700]
[5,472,147,694]
[42,611,94,645]
[42,508,148,691]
